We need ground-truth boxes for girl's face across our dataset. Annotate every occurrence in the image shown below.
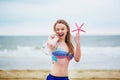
[55,23,68,39]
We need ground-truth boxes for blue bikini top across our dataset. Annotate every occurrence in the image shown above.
[52,44,73,62]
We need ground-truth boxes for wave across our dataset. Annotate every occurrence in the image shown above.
[0,46,120,57]
[82,46,120,54]
[0,45,48,57]
[0,46,120,70]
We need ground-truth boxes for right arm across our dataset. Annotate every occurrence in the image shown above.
[47,34,59,51]
[74,33,81,62]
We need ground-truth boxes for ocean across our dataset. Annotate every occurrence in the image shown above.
[0,35,120,70]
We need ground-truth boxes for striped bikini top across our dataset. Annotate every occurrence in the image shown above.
[52,44,73,62]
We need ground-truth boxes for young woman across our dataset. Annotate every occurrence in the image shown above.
[46,19,81,80]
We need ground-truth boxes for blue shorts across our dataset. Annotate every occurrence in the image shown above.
[46,74,69,80]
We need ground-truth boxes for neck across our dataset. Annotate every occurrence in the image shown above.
[58,38,65,42]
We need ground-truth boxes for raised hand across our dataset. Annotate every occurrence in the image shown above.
[74,32,80,45]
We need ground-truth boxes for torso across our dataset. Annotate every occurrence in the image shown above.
[50,42,73,76]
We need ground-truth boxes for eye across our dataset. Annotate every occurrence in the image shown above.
[56,28,59,31]
[61,28,64,31]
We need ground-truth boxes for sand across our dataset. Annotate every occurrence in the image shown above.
[0,70,120,80]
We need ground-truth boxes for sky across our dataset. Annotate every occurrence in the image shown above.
[0,0,120,36]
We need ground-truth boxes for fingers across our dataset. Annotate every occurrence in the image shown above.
[50,34,59,40]
[74,32,80,44]
[76,32,80,38]
[50,34,56,39]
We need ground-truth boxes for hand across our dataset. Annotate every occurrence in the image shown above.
[50,34,59,40]
[50,34,56,39]
[74,32,80,45]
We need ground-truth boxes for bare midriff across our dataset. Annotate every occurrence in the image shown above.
[50,58,69,76]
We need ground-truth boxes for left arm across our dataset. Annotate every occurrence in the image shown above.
[74,33,81,62]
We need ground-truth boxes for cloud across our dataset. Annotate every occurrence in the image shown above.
[0,22,53,35]
[0,0,120,35]
[0,0,117,18]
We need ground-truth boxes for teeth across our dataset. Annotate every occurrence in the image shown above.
[58,34,64,37]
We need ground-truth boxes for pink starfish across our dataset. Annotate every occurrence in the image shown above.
[72,23,85,34]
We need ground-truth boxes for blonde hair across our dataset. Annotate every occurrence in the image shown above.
[53,19,74,55]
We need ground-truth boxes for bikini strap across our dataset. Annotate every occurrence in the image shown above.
[55,42,58,49]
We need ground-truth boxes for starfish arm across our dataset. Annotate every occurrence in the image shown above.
[80,29,86,32]
[79,23,84,29]
[72,29,78,32]
[75,23,79,29]
[75,23,80,34]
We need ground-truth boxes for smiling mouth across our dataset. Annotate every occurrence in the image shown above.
[58,34,64,37]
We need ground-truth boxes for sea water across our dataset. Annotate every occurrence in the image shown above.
[0,35,120,70]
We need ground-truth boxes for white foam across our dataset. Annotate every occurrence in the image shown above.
[0,46,120,70]
[0,46,48,57]
[0,46,120,56]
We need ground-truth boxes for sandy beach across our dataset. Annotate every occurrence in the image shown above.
[0,70,120,80]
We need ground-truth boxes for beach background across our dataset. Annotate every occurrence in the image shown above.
[0,35,120,80]
[0,0,120,80]
[0,35,120,70]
